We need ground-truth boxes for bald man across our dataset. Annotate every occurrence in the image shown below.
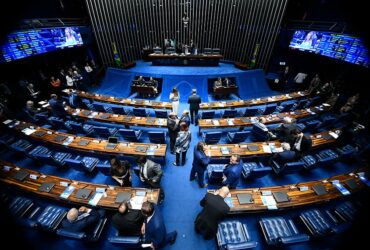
[194,186,230,239]
[61,206,101,232]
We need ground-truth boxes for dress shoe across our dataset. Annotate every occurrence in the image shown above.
[169,231,177,245]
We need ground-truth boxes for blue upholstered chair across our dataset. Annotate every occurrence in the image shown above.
[217,220,258,249]
[259,216,310,246]
[227,131,250,143]
[108,230,143,248]
[336,144,357,160]
[48,116,69,130]
[92,126,118,138]
[251,122,269,141]
[222,109,238,118]
[148,131,166,144]
[155,110,168,118]
[36,205,67,231]
[64,155,99,172]
[202,131,222,144]
[300,209,345,237]
[111,106,128,115]
[263,103,277,115]
[96,160,111,176]
[334,201,358,222]
[304,119,321,132]
[118,129,143,142]
[315,149,339,167]
[242,162,272,179]
[271,160,306,175]
[301,155,317,169]
[199,110,215,119]
[243,107,259,117]
[207,164,225,185]
[67,121,94,135]
[133,108,149,117]
[93,103,112,113]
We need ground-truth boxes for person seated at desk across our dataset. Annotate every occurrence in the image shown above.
[61,206,102,232]
[135,76,146,86]
[269,116,298,146]
[147,77,158,95]
[110,157,132,187]
[222,77,233,87]
[24,100,44,122]
[214,77,223,89]
[112,202,144,236]
[26,83,40,100]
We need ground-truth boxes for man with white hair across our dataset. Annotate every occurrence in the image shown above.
[61,206,101,232]
[194,186,230,239]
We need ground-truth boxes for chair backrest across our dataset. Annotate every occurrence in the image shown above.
[280,101,296,112]
[207,164,225,184]
[148,131,166,144]
[93,103,107,112]
[69,122,86,134]
[93,126,113,137]
[203,131,222,144]
[119,129,139,141]
[283,161,306,174]
[264,104,277,114]
[228,131,250,143]
[9,196,34,217]
[155,110,168,118]
[112,106,126,115]
[37,205,66,231]
[217,220,257,249]
[244,107,259,117]
[133,108,147,117]
[251,123,269,141]
[201,111,215,119]
[222,109,238,118]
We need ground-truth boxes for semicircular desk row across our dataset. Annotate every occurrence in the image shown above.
[0,160,366,213]
[3,120,166,158]
[0,161,159,210]
[3,119,339,159]
[199,103,331,130]
[62,89,309,110]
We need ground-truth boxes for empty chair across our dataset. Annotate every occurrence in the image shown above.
[217,220,258,249]
[300,209,344,237]
[259,216,310,246]
[315,149,339,167]
[292,99,308,110]
[301,155,317,169]
[111,106,127,115]
[67,121,94,135]
[148,131,166,144]
[118,129,142,142]
[155,110,168,118]
[271,160,306,175]
[10,139,33,156]
[0,134,15,150]
[318,114,337,129]
[336,144,356,160]
[64,155,99,172]
[202,131,222,144]
[251,123,269,141]
[108,230,143,248]
[222,109,238,118]
[132,108,149,117]
[56,216,107,242]
[334,201,358,222]
[199,110,215,119]
[92,126,118,138]
[48,116,69,130]
[243,107,260,117]
[93,103,112,113]
[96,159,111,176]
[242,162,272,179]
[276,101,296,113]
[36,205,67,231]
[263,104,277,115]
[296,123,306,132]
[227,131,250,143]
[8,196,34,218]
[207,164,225,185]
[30,146,72,167]
[305,96,321,107]
[35,112,50,125]
[304,119,321,132]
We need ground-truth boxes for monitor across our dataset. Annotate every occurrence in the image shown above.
[289,30,369,68]
[212,48,221,55]
[204,48,212,54]
[1,26,84,63]
[165,47,176,54]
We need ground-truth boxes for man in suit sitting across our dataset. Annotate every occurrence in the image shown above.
[222,154,243,189]
[223,77,232,87]
[141,201,177,249]
[269,116,298,146]
[190,142,210,188]
[187,88,201,125]
[48,94,68,118]
[194,186,230,239]
[24,100,41,122]
[61,206,101,232]
[112,202,144,236]
[137,156,165,204]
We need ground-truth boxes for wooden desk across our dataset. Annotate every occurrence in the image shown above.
[209,169,366,214]
[0,161,159,210]
[148,53,223,66]
[199,91,309,110]
[198,104,331,131]
[131,85,158,96]
[5,120,166,158]
[62,89,172,110]
[204,129,340,158]
[214,86,239,97]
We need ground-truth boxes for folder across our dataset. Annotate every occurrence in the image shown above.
[312,184,328,196]
[135,146,147,153]
[77,140,90,146]
[38,182,55,193]
[75,189,92,199]
[236,193,253,204]
[34,131,46,137]
[272,191,290,203]
[13,170,29,181]
[100,114,110,119]
[344,179,359,190]
[248,145,259,152]
[115,192,132,203]
[54,135,67,142]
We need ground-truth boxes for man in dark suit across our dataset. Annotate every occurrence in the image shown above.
[68,90,84,108]
[270,116,298,146]
[61,206,101,232]
[292,131,312,156]
[48,94,68,118]
[179,110,191,127]
[112,202,144,236]
[222,154,243,189]
[195,186,230,239]
[190,142,210,188]
[188,89,201,125]
[137,156,165,204]
[167,112,179,154]
[141,201,177,249]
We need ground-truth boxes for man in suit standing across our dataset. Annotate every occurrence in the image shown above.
[167,112,179,154]
[48,94,68,118]
[190,142,210,188]
[68,90,84,108]
[61,206,102,232]
[141,201,177,249]
[137,156,165,204]
[194,186,230,239]
[112,202,144,236]
[179,110,191,127]
[187,89,201,125]
[222,154,242,189]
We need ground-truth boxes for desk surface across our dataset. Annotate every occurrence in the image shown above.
[199,104,331,129]
[209,169,366,213]
[204,129,340,158]
[148,53,223,59]
[0,160,159,210]
[5,120,167,158]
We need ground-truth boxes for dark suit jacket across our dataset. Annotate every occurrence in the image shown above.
[61,210,100,232]
[140,160,163,187]
[48,98,68,117]
[69,93,83,108]
[180,115,191,127]
[273,123,297,145]
[222,163,242,189]
[145,208,167,248]
[112,209,144,236]
[195,193,230,239]
[192,146,210,172]
[188,94,201,111]
[293,134,312,155]
[167,117,179,138]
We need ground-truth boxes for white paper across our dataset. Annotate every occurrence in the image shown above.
[39,101,47,105]
[328,132,339,139]
[3,119,13,125]
[130,196,145,210]
[262,145,272,153]
[212,120,220,126]
[261,195,277,206]
[88,192,104,206]
[60,186,75,199]
[22,128,36,135]
[227,119,234,126]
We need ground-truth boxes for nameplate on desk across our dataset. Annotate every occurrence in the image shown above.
[298,186,309,192]
[3,119,13,125]
[29,174,38,180]
[93,140,100,143]
[96,187,106,193]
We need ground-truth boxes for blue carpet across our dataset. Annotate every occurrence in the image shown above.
[1,62,361,250]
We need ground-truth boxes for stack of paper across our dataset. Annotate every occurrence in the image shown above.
[22,128,36,135]
[130,196,146,210]
[227,119,234,126]
[262,145,272,153]
[261,195,277,210]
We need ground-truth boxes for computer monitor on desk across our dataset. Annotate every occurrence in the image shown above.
[165,47,176,54]
[212,48,221,55]
[154,47,162,54]
[204,48,212,55]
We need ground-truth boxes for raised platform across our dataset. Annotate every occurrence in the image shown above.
[148,53,223,66]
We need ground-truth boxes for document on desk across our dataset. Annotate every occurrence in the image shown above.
[60,186,76,199]
[88,192,104,206]
[262,145,272,153]
[224,197,234,208]
[146,145,157,156]
[88,112,98,118]
[130,196,145,210]
[212,120,220,126]
[261,195,277,210]
[328,131,339,139]
[331,180,350,196]
[227,119,234,126]
[22,128,36,135]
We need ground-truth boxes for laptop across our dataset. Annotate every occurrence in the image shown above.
[105,137,118,150]
[13,170,29,181]
[115,192,132,203]
[78,139,90,146]
[75,189,92,199]
[345,179,359,190]
[34,131,46,137]
[312,184,328,196]
[272,191,290,203]
[38,182,55,193]
[236,193,254,204]
[54,135,67,142]
[248,145,259,152]
[135,146,147,153]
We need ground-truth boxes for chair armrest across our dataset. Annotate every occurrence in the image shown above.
[279,234,310,244]
[92,218,107,239]
[226,241,258,250]
[108,236,141,244]
[56,229,86,239]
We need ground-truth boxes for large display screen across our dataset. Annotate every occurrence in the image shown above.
[289,30,369,68]
[1,27,83,63]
